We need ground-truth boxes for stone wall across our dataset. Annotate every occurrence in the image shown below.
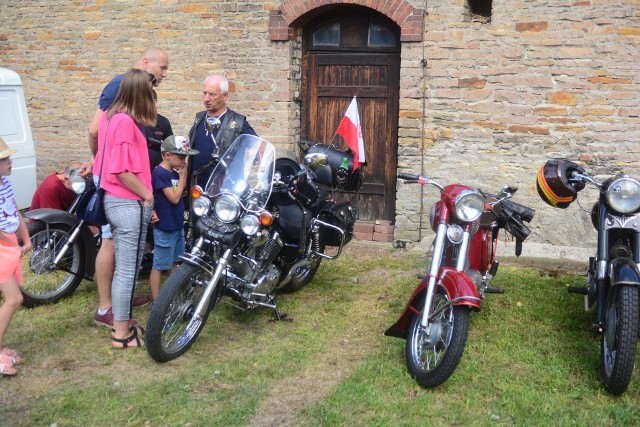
[1,0,638,247]
[395,0,640,247]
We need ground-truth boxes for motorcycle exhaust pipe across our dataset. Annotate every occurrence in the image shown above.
[278,258,313,287]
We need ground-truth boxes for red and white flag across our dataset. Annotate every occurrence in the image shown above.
[336,96,365,170]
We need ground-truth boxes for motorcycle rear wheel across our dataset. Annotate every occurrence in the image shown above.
[146,263,218,362]
[600,284,639,395]
[19,220,85,307]
[406,287,470,388]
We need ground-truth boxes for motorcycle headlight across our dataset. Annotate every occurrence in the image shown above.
[68,169,86,194]
[240,215,260,235]
[214,194,240,223]
[447,224,464,244]
[192,196,211,217]
[454,190,484,222]
[606,177,640,214]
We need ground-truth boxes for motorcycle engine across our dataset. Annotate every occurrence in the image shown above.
[243,264,281,298]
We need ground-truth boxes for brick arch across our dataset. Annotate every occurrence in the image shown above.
[269,0,424,42]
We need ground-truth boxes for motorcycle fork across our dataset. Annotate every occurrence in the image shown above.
[420,223,447,329]
[420,224,472,330]
[51,221,82,266]
[193,248,233,318]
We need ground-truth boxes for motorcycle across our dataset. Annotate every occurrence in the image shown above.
[145,134,360,362]
[385,172,534,387]
[537,160,640,395]
[20,169,100,307]
[19,138,163,307]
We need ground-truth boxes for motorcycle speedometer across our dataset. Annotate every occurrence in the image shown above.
[454,190,484,222]
[192,196,211,217]
[606,177,640,214]
[214,194,241,223]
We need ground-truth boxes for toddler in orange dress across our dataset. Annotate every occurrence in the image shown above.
[0,137,31,376]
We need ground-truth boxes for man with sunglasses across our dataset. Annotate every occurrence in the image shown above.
[81,47,170,328]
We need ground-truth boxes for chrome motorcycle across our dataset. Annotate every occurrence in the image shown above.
[146,134,359,362]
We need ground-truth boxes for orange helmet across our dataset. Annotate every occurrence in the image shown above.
[536,160,586,208]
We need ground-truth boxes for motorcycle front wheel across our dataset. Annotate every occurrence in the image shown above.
[406,287,470,388]
[19,220,85,307]
[146,263,219,362]
[600,284,639,395]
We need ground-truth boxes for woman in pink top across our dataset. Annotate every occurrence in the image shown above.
[95,69,155,349]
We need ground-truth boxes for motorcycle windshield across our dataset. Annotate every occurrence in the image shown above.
[204,134,276,213]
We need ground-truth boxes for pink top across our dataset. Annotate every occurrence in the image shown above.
[95,112,151,200]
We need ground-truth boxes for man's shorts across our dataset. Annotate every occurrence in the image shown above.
[93,175,112,239]
[152,227,185,271]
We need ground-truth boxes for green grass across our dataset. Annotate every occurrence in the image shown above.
[1,243,639,426]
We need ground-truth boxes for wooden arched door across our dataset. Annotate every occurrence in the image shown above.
[302,8,401,222]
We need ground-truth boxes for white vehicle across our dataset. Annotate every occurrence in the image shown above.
[0,67,37,209]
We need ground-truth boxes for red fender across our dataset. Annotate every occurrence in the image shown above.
[384,267,481,339]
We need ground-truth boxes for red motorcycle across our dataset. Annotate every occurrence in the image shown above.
[385,172,535,387]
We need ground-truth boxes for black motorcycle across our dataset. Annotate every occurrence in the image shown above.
[20,138,163,307]
[537,160,640,395]
[146,134,360,362]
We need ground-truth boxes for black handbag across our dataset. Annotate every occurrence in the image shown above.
[81,119,110,226]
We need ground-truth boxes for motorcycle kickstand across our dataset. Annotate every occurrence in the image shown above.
[269,298,292,322]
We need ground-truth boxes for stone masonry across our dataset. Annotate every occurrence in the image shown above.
[0,0,638,248]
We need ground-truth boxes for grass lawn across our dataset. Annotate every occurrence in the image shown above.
[1,241,639,426]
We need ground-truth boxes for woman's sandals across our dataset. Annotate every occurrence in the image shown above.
[0,353,17,376]
[111,325,145,349]
[1,348,22,365]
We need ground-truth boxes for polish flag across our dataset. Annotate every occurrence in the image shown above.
[336,96,365,170]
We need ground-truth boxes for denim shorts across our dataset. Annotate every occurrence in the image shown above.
[152,227,185,270]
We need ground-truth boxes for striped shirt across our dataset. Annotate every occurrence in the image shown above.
[0,177,20,233]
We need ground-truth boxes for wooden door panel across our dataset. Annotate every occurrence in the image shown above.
[306,52,399,222]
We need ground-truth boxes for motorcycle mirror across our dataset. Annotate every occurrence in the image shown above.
[205,116,221,132]
[304,152,328,168]
[498,185,518,198]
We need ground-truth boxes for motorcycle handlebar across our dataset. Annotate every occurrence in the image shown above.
[397,172,421,181]
[147,137,163,152]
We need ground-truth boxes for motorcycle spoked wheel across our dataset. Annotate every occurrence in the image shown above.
[146,263,220,363]
[405,286,470,388]
[600,284,639,395]
[19,220,85,307]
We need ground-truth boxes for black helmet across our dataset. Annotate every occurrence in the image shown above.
[536,160,586,208]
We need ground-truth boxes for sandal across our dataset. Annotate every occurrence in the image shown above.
[0,354,17,376]
[111,326,144,350]
[1,348,23,365]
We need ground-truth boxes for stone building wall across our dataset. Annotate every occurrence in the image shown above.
[1,0,638,247]
[395,0,640,247]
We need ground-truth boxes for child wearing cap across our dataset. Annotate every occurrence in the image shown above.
[149,135,199,300]
[0,137,31,376]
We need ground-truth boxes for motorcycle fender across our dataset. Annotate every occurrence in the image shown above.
[384,270,480,339]
[384,278,427,339]
[24,208,97,277]
[609,258,640,287]
[439,267,481,309]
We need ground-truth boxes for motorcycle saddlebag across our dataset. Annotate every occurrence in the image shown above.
[318,201,357,247]
[306,143,363,191]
